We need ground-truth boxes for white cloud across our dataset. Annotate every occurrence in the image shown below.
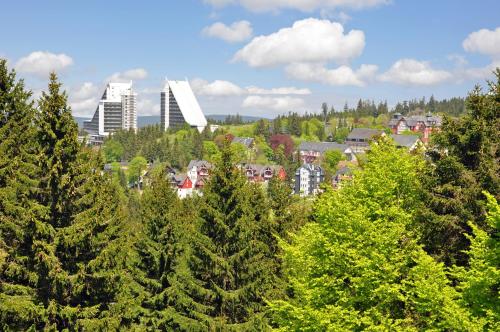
[286,62,377,86]
[459,60,500,81]
[107,68,148,82]
[246,86,311,95]
[242,95,305,111]
[15,51,73,78]
[447,54,468,67]
[71,82,99,99]
[202,20,253,43]
[463,27,500,58]
[204,0,389,13]
[70,97,98,117]
[138,98,160,116]
[233,18,365,67]
[191,78,246,96]
[191,78,311,97]
[378,59,452,86]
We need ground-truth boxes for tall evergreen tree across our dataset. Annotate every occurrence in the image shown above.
[173,139,278,330]
[0,59,46,330]
[417,69,500,265]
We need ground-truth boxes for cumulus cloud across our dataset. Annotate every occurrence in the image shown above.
[233,18,365,67]
[242,95,305,111]
[107,68,148,82]
[204,0,389,13]
[463,27,500,58]
[202,20,253,43]
[246,86,311,95]
[191,78,246,96]
[15,51,73,78]
[191,78,311,97]
[71,82,99,99]
[138,98,160,116]
[286,62,377,86]
[378,59,452,86]
[458,60,500,81]
[68,82,100,117]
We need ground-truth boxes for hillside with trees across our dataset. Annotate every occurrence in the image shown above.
[0,58,499,330]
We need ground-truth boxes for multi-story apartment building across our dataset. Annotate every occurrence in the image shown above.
[83,81,137,144]
[388,112,441,143]
[294,164,325,197]
[161,80,207,132]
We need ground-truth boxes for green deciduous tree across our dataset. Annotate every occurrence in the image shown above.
[270,139,481,331]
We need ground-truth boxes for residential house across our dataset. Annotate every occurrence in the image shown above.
[390,134,422,151]
[388,112,441,143]
[298,141,357,164]
[294,164,325,197]
[187,160,212,189]
[173,174,194,199]
[242,164,286,183]
[345,128,385,152]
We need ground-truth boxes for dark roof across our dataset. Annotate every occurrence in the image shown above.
[298,141,349,153]
[346,128,384,140]
[335,166,352,177]
[391,134,420,148]
[232,137,254,148]
[187,160,212,170]
[389,114,442,127]
[296,163,324,174]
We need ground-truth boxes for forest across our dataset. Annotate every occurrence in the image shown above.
[0,58,499,331]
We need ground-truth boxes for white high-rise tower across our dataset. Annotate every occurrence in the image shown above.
[84,81,137,143]
[161,79,207,132]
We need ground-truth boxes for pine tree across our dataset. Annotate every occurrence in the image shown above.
[0,59,46,330]
[173,139,278,330]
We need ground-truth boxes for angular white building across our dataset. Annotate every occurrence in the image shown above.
[84,81,137,142]
[161,80,207,132]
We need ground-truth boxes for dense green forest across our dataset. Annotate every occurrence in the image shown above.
[1,59,499,330]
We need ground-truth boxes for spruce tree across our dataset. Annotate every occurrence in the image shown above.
[417,69,500,265]
[133,167,195,329]
[0,59,46,330]
[174,139,277,330]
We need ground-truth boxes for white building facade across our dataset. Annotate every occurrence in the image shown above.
[161,80,207,132]
[84,82,137,143]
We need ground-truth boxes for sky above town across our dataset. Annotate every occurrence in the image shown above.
[2,0,500,118]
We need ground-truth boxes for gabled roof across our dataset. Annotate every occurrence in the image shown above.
[296,163,324,173]
[389,114,442,127]
[232,137,254,148]
[346,128,384,140]
[335,166,353,177]
[391,134,420,148]
[299,141,349,153]
[187,160,213,170]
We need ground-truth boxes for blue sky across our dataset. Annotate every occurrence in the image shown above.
[2,0,499,118]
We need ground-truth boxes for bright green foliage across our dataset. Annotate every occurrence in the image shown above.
[417,69,500,265]
[454,192,500,330]
[270,139,481,331]
[322,149,344,179]
[174,139,278,330]
[0,59,46,330]
[128,156,147,186]
[103,139,125,162]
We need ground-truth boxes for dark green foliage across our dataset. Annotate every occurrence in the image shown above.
[417,69,500,265]
[173,139,278,330]
[0,59,46,330]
